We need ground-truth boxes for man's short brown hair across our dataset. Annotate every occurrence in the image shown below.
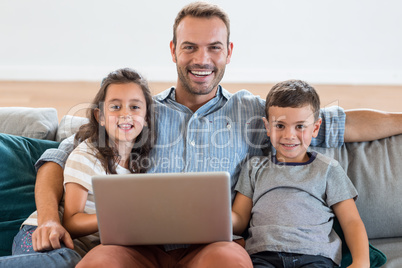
[172,1,230,46]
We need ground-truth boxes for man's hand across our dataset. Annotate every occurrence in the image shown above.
[32,221,74,251]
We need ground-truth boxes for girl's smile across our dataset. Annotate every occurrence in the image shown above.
[97,83,147,150]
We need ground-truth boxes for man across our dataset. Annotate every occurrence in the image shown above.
[2,2,402,268]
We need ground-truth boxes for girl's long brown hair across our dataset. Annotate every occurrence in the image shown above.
[75,68,155,174]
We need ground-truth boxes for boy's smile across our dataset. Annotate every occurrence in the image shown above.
[264,105,322,163]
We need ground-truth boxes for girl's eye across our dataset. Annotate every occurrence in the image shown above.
[109,105,120,110]
[131,105,140,110]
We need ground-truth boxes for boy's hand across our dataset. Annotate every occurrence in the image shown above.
[32,220,74,251]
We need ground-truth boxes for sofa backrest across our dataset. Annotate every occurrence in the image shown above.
[0,107,58,140]
[313,134,402,240]
[56,115,89,142]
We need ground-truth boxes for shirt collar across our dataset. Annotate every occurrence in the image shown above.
[271,151,317,166]
[154,85,231,102]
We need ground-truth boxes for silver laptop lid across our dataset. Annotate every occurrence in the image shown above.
[92,171,232,245]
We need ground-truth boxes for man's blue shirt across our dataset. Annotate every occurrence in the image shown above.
[37,85,345,196]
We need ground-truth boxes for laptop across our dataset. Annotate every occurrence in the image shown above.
[92,171,232,245]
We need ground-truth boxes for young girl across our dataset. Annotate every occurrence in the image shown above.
[62,68,154,247]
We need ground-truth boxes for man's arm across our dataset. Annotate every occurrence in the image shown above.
[31,135,76,251]
[344,109,402,142]
[32,162,74,251]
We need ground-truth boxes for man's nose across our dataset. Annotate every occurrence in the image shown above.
[193,47,210,65]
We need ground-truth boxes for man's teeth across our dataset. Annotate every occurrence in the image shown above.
[191,70,212,76]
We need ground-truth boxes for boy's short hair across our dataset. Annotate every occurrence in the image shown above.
[265,79,320,121]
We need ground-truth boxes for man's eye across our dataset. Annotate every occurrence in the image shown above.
[210,46,222,50]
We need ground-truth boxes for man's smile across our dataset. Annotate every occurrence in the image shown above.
[190,70,213,77]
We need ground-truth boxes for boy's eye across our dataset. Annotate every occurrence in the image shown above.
[296,125,306,130]
[275,124,284,129]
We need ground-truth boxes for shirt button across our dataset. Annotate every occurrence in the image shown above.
[190,140,195,146]
[227,124,231,130]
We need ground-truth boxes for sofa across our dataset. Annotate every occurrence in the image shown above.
[0,107,401,267]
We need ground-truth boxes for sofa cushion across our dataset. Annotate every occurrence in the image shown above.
[0,133,60,256]
[313,134,402,239]
[370,237,402,268]
[0,107,58,140]
[56,115,89,142]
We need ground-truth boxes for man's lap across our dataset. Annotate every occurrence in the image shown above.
[77,240,252,268]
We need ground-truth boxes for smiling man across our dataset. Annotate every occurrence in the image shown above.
[171,15,233,112]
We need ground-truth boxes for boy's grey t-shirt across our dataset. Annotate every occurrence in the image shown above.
[235,151,358,265]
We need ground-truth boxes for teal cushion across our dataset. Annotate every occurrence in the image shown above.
[333,218,387,267]
[0,133,60,256]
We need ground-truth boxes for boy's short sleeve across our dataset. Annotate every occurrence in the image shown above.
[325,161,358,207]
[235,157,261,199]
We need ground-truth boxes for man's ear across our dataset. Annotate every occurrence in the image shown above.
[226,42,234,64]
[262,117,270,137]
[312,118,322,138]
[170,41,177,63]
[94,108,105,126]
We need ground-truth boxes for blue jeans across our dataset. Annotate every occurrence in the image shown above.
[0,225,81,268]
[251,251,338,268]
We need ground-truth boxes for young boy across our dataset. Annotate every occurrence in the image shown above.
[232,80,370,267]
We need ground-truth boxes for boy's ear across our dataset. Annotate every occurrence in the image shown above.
[312,118,322,138]
[262,117,270,136]
[94,108,105,126]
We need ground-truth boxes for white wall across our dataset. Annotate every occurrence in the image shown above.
[1,0,401,85]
